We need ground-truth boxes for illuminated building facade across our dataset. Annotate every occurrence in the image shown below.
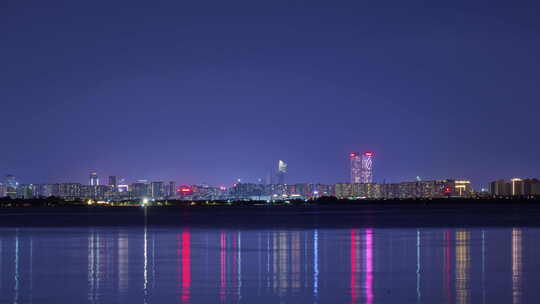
[276,160,287,185]
[455,181,473,197]
[131,182,150,199]
[95,185,112,200]
[58,183,81,200]
[230,183,265,200]
[350,153,362,183]
[38,184,59,197]
[360,152,374,184]
[381,183,400,199]
[108,176,118,188]
[350,152,374,184]
[80,185,93,199]
[524,178,540,196]
[490,179,510,196]
[489,178,540,196]
[16,184,36,199]
[167,181,176,198]
[89,171,99,186]
[314,184,334,197]
[4,174,18,198]
[511,178,523,196]
[151,181,165,199]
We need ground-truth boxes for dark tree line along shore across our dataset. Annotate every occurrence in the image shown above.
[1,196,540,207]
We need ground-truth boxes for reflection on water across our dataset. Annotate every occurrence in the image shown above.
[0,227,536,303]
[178,230,190,303]
[350,229,373,304]
[512,228,522,304]
[455,231,470,304]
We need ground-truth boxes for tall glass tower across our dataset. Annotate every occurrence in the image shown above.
[360,152,374,183]
[89,171,99,186]
[350,153,362,183]
[276,160,287,184]
[350,152,374,183]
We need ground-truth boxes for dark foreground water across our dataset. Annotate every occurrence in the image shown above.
[1,206,540,303]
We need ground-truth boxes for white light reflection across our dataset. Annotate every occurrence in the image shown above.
[14,230,20,304]
[482,230,486,304]
[313,230,319,302]
[456,231,470,304]
[416,229,421,304]
[512,228,522,304]
[143,223,149,304]
[118,233,129,293]
[238,231,242,301]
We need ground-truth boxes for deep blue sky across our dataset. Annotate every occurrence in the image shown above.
[1,0,539,188]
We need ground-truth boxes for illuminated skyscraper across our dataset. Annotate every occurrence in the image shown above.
[349,153,362,183]
[276,160,287,184]
[89,171,99,186]
[108,176,118,188]
[151,181,165,199]
[4,174,18,198]
[360,152,374,184]
[350,152,374,184]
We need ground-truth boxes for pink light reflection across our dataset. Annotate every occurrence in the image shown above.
[364,228,373,304]
[350,229,358,304]
[220,232,226,302]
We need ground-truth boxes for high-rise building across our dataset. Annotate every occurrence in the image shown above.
[350,153,362,183]
[131,182,150,199]
[80,185,94,199]
[89,171,99,186]
[511,178,524,196]
[95,185,112,200]
[360,152,374,184]
[38,184,59,197]
[523,179,540,196]
[58,183,81,200]
[490,180,510,196]
[4,175,19,198]
[16,184,36,199]
[350,152,374,184]
[335,183,353,198]
[0,184,6,197]
[151,181,165,199]
[167,181,176,198]
[108,176,118,188]
[489,178,540,197]
[276,160,287,184]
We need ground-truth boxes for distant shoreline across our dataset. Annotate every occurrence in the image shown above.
[1,199,540,228]
[1,196,539,207]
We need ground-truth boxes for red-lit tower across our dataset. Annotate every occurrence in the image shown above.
[360,152,374,183]
[350,153,362,183]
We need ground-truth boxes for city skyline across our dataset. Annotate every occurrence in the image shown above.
[2,1,539,189]
[0,158,535,189]
[2,2,540,304]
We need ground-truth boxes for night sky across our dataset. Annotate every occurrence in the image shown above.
[1,0,539,188]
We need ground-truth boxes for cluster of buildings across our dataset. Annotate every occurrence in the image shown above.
[0,173,179,201]
[1,152,539,202]
[228,179,473,201]
[489,178,540,197]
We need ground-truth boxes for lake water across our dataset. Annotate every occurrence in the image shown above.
[1,224,538,303]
